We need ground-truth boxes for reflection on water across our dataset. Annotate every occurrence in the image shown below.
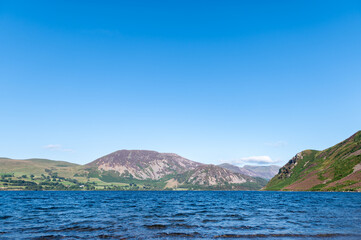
[0,191,361,239]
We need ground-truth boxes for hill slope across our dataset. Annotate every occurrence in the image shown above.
[265,131,361,191]
[0,158,80,178]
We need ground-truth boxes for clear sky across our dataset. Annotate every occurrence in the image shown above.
[1,0,360,166]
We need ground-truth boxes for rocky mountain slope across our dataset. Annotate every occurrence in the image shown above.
[169,164,267,190]
[218,163,280,179]
[84,150,267,190]
[86,150,201,180]
[265,131,361,191]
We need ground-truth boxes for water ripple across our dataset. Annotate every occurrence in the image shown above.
[0,191,360,239]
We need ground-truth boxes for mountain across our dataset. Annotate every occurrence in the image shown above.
[218,163,280,180]
[170,164,267,190]
[84,150,267,190]
[85,150,202,180]
[265,131,361,192]
[0,150,267,190]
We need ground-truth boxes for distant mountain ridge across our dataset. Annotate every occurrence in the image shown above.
[243,165,281,179]
[218,163,280,180]
[265,131,361,191]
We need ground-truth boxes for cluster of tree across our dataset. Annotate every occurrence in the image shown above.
[3,179,37,186]
[1,173,170,191]
[1,174,14,178]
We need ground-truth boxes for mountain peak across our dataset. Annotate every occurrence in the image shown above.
[87,149,201,180]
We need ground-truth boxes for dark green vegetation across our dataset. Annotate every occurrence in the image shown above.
[265,131,361,192]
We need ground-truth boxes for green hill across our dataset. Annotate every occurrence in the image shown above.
[265,131,361,192]
[0,158,80,177]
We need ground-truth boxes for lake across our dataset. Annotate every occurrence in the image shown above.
[1,191,361,239]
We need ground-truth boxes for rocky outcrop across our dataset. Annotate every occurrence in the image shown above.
[276,152,304,179]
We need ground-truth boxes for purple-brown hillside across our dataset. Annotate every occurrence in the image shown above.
[86,150,202,180]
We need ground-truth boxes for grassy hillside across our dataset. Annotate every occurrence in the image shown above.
[0,158,80,178]
[0,158,140,190]
[265,131,361,192]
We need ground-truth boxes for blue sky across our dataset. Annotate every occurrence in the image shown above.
[1,0,360,166]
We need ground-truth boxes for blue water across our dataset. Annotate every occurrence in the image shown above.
[1,191,361,240]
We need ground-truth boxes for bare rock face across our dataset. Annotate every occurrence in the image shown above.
[277,152,304,179]
[86,150,202,180]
